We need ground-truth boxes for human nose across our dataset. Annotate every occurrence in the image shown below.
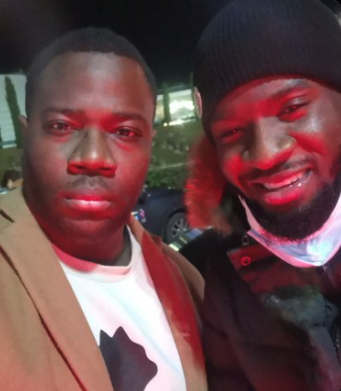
[68,128,117,177]
[242,118,295,170]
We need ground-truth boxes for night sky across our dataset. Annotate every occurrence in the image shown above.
[0,0,340,87]
[0,0,229,86]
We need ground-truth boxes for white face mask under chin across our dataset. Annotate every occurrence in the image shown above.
[239,193,341,268]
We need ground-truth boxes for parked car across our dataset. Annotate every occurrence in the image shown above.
[133,186,188,243]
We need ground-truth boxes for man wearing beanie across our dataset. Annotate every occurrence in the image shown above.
[0,28,207,391]
[182,0,341,390]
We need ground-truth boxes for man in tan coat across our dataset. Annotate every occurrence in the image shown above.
[0,27,206,391]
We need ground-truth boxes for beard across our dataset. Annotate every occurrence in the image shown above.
[243,169,341,241]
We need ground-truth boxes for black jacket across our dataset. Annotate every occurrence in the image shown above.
[181,230,341,391]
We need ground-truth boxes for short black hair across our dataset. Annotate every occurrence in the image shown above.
[25,27,157,116]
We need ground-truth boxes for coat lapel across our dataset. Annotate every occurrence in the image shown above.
[0,189,113,391]
[129,217,207,391]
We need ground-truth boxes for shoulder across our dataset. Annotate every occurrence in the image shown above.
[179,229,243,277]
[0,193,15,232]
[0,213,12,232]
[0,187,29,231]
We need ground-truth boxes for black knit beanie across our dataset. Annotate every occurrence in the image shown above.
[194,0,341,137]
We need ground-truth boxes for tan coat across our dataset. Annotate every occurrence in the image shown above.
[0,188,207,391]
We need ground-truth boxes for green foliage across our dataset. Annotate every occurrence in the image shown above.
[147,165,188,189]
[147,119,203,188]
[5,76,22,148]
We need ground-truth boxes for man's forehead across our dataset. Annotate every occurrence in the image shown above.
[25,47,156,123]
[212,76,318,119]
[225,77,312,99]
[31,52,153,111]
[39,51,140,82]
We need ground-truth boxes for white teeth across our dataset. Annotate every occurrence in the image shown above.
[262,172,305,190]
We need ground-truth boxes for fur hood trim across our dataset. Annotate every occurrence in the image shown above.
[185,135,234,234]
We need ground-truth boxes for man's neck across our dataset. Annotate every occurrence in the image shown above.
[51,226,131,267]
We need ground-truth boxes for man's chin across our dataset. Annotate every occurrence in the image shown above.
[244,182,341,241]
[254,198,308,216]
[64,215,127,234]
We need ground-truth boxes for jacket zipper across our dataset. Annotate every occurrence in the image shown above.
[320,264,341,362]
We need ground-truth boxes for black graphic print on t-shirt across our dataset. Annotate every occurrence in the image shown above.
[99,327,158,391]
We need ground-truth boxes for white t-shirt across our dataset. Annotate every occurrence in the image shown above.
[59,228,186,391]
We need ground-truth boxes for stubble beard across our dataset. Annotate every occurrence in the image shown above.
[244,168,341,241]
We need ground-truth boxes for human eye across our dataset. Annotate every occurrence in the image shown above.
[110,126,140,140]
[211,117,245,144]
[215,127,244,144]
[44,121,76,135]
[279,99,309,121]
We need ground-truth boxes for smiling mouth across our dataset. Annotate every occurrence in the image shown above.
[259,171,307,191]
[250,169,313,206]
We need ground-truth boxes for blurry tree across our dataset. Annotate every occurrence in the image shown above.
[147,165,187,189]
[5,76,22,148]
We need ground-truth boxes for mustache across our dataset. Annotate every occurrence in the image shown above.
[66,175,108,190]
[245,157,313,180]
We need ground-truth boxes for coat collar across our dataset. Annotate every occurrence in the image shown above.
[185,135,247,235]
[129,217,207,391]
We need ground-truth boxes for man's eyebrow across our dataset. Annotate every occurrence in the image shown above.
[40,108,148,124]
[114,112,147,123]
[41,107,81,116]
[271,80,311,100]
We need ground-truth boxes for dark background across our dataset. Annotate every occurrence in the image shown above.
[0,0,340,87]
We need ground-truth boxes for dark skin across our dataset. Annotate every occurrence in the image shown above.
[20,52,155,265]
[210,77,341,217]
